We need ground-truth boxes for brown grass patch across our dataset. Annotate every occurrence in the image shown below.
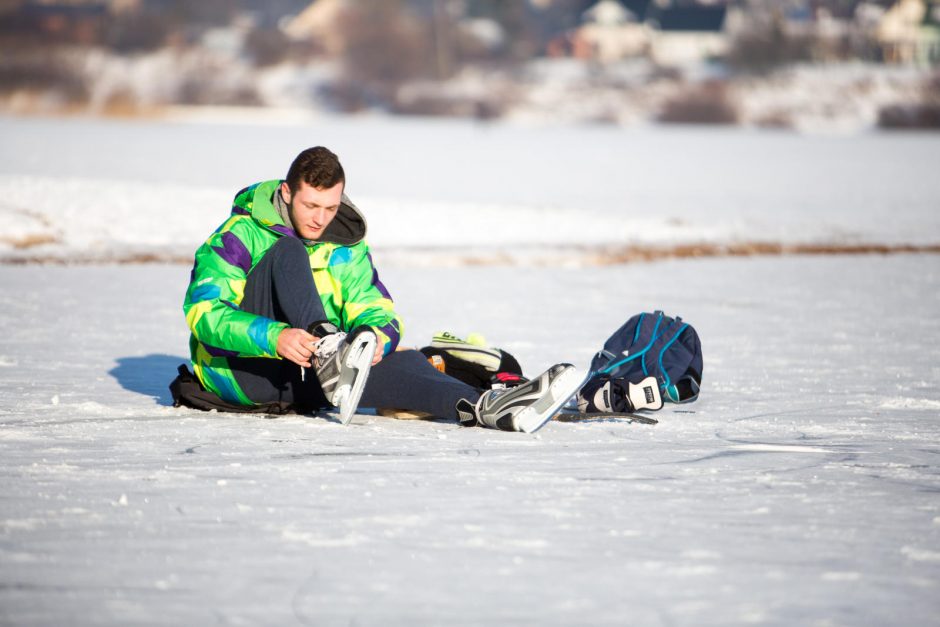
[589,242,940,265]
[0,252,192,265]
[0,233,60,249]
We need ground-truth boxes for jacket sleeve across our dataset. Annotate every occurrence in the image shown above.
[183,219,287,359]
[337,244,403,355]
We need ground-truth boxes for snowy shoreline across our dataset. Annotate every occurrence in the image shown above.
[2,241,939,267]
[2,115,940,267]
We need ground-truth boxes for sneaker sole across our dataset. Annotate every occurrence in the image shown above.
[514,365,584,434]
[334,331,377,426]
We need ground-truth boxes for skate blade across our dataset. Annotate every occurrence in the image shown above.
[515,365,583,434]
[336,331,377,426]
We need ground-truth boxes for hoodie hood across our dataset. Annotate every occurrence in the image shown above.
[248,180,367,246]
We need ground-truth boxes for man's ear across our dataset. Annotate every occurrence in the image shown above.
[279,181,292,204]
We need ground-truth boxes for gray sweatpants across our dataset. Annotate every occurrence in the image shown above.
[228,237,479,420]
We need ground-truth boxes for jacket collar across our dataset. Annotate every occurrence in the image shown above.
[248,179,368,246]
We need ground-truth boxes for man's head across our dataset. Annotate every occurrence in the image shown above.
[280,146,345,241]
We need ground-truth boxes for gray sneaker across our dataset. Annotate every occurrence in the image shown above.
[309,323,377,425]
[456,363,583,433]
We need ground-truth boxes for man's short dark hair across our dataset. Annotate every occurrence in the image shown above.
[286,146,345,193]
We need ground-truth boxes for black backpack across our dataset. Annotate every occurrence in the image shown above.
[418,331,525,390]
[587,311,703,404]
[169,365,297,415]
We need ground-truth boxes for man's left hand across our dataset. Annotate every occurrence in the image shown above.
[372,337,386,366]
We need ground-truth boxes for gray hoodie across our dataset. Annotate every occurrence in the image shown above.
[274,185,368,247]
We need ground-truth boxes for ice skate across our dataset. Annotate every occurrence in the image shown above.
[309,322,377,425]
[456,363,582,433]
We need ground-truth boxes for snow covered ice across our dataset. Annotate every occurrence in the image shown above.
[1,115,939,625]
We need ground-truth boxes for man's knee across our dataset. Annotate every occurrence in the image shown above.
[267,236,308,264]
[248,237,309,282]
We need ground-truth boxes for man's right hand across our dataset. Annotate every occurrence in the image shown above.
[276,327,317,368]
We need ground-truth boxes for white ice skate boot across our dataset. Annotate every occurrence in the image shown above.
[309,322,377,425]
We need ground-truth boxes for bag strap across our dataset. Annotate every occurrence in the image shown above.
[640,315,683,379]
[650,319,688,389]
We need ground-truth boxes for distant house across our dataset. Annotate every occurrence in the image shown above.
[646,3,729,66]
[565,0,729,65]
[282,0,349,55]
[875,0,940,64]
[572,0,650,62]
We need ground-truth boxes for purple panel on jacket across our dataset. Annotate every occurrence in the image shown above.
[212,232,252,274]
[367,252,393,300]
[203,343,241,359]
[270,224,297,238]
[377,318,401,353]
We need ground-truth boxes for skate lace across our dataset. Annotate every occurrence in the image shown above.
[313,332,347,364]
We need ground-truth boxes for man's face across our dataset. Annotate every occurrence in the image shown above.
[280,180,343,241]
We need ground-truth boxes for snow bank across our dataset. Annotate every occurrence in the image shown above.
[1,115,938,265]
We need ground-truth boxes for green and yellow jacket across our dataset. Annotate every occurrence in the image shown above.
[183,180,402,404]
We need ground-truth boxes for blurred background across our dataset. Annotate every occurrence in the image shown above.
[1,0,938,132]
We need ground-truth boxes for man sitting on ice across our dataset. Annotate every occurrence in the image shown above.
[177,146,581,432]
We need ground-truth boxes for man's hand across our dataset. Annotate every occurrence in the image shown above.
[372,337,386,366]
[280,326,384,367]
[277,327,317,368]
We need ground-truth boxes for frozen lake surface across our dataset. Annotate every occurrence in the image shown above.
[0,115,939,625]
[1,254,939,626]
